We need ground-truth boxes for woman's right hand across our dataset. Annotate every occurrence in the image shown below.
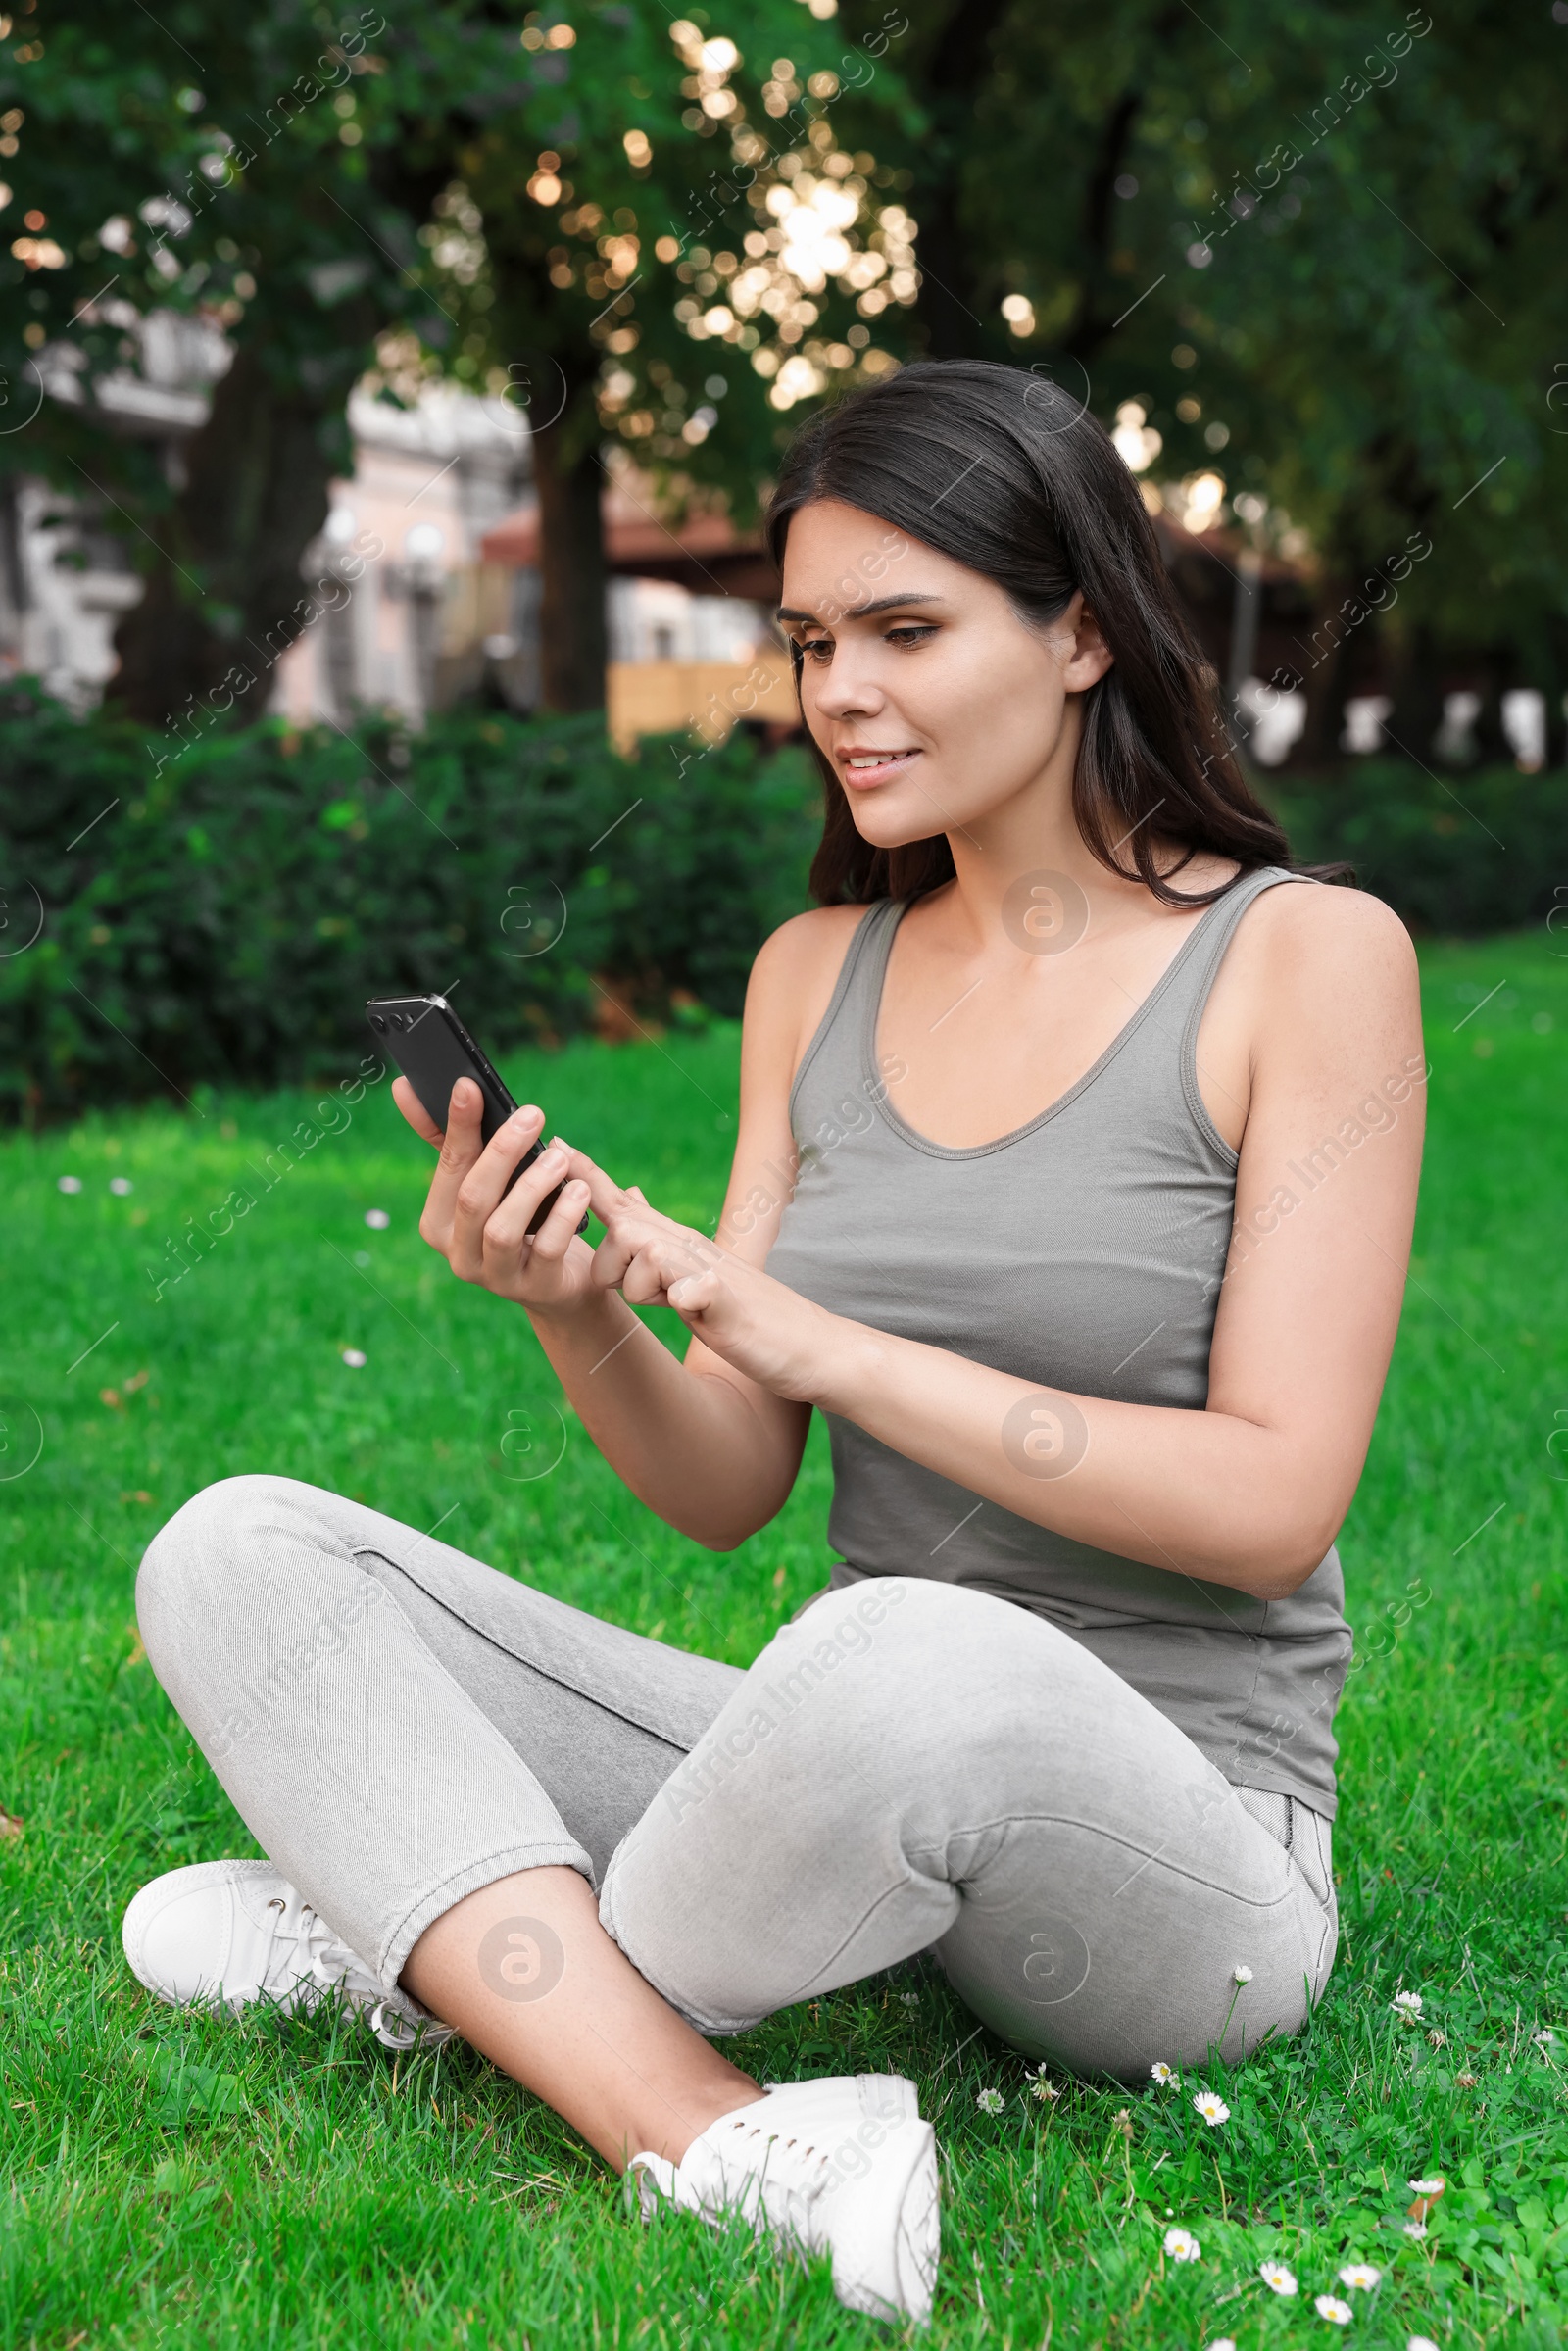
[394,1075,599,1319]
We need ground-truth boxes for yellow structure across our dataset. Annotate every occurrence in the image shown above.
[607,654,800,757]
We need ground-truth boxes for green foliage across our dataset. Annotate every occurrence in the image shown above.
[0,692,821,1122]
[0,937,1565,2345]
[4,679,1564,1128]
[0,2,917,614]
[882,0,1568,678]
[1267,760,1568,934]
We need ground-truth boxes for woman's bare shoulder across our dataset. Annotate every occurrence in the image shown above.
[742,904,873,1088]
[1235,877,1422,1075]
[1244,874,1417,990]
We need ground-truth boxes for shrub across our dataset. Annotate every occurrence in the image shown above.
[1266,759,1568,935]
[0,691,820,1122]
[4,686,1562,1124]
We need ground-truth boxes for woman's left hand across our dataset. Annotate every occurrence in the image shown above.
[562,1145,838,1403]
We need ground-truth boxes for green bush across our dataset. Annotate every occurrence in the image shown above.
[1266,759,1568,934]
[4,686,1562,1124]
[0,690,821,1122]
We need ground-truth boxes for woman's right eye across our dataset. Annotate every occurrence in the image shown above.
[798,636,833,662]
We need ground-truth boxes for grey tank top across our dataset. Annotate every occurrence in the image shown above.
[764,866,1352,1817]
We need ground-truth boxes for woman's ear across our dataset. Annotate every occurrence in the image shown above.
[1063,599,1114,693]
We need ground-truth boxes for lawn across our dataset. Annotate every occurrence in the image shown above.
[2,931,1566,2350]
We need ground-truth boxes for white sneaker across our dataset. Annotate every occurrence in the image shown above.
[630,2073,940,2324]
[122,1859,454,2051]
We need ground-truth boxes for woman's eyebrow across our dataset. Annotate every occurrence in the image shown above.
[775,592,949,623]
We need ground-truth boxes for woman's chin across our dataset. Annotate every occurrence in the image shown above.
[848,792,958,853]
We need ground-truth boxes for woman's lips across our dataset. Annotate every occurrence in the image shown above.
[838,748,921,788]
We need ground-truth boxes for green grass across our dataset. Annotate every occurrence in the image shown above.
[2,932,1566,2350]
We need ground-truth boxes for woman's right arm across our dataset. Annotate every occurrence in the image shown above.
[399,906,863,1550]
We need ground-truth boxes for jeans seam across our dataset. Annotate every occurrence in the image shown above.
[903,1809,1311,1911]
[352,1544,707,1757]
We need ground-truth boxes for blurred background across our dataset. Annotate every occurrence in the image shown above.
[3,25,1566,2344]
[2,0,1565,1115]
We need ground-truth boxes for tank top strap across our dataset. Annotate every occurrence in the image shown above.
[788,897,903,1128]
[1169,864,1310,1136]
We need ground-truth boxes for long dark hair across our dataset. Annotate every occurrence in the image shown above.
[763,358,1343,907]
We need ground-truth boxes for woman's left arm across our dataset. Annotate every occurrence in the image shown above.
[570,888,1425,1600]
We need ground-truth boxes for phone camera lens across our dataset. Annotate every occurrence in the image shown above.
[392,1011,409,1031]
[369,1012,387,1032]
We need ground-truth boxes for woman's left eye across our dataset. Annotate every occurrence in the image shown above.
[886,625,936,649]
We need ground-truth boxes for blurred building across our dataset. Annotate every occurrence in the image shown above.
[0,344,1546,767]
[0,341,795,750]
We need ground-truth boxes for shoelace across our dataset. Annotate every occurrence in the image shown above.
[254,1891,445,2049]
[256,1892,368,2008]
[711,2116,834,2239]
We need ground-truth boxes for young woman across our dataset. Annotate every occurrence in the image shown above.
[123,359,1424,2325]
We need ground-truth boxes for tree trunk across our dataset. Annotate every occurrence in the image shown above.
[1284,583,1353,770]
[108,340,348,732]
[1469,646,1511,766]
[1381,617,1446,766]
[907,0,1015,360]
[530,395,609,714]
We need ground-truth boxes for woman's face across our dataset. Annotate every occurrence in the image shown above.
[777,497,1112,855]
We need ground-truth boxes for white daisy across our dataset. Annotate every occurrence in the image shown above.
[110,1175,134,1195]
[1208,2340,1237,2351]
[1314,2294,1353,2324]
[1162,2225,1200,2261]
[1407,2176,1446,2197]
[1151,2061,1179,2086]
[57,1175,82,1194]
[1407,2338,1441,2351]
[898,1991,920,2007]
[364,1207,391,1229]
[341,1347,368,1368]
[976,2086,1004,2115]
[1193,2089,1230,2126]
[1402,2221,1428,2240]
[1233,1964,1253,1984]
[1259,2260,1298,2295]
[1339,2263,1382,2289]
[1392,1990,1424,2018]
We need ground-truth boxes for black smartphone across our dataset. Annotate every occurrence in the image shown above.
[367,994,587,1236]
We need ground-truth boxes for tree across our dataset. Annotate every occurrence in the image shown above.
[0,2,923,729]
[389,1,924,710]
[0,5,465,730]
[863,0,1568,760]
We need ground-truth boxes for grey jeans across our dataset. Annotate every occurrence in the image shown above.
[135,1475,1338,2080]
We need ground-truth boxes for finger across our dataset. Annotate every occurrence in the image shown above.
[496,1174,590,1269]
[450,1113,557,1277]
[667,1269,720,1317]
[620,1244,677,1308]
[588,1200,697,1296]
[471,1139,585,1258]
[562,1147,637,1226]
[393,1074,444,1147]
[616,1229,718,1308]
[418,1078,490,1247]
